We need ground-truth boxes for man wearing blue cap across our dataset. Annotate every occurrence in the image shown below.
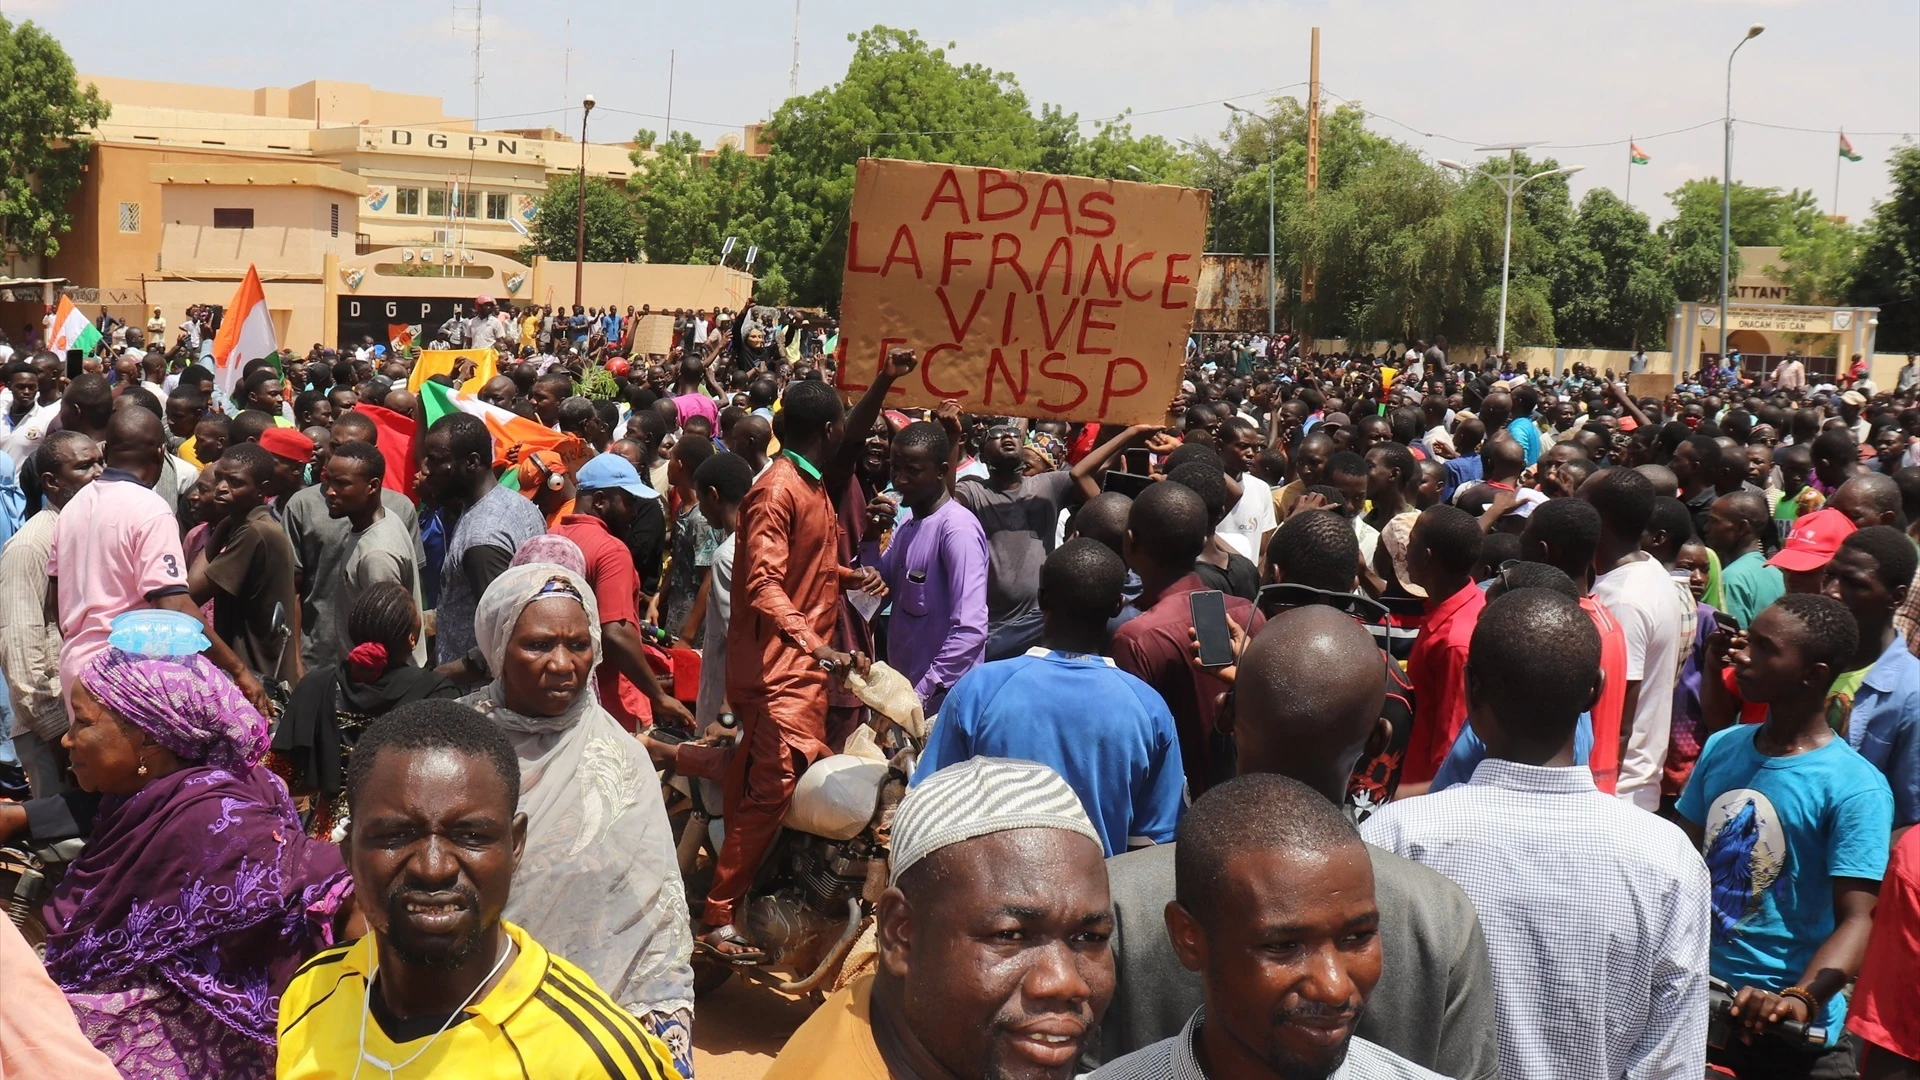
[553,451,694,731]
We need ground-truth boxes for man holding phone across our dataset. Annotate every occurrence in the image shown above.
[1113,482,1264,795]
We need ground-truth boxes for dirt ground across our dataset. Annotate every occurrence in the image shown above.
[690,975,818,1079]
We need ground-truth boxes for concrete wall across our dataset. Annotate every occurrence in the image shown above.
[1309,339,1918,394]
[528,260,755,315]
[144,277,326,353]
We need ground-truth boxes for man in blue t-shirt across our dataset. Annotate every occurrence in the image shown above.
[911,538,1185,857]
[1677,594,1893,1075]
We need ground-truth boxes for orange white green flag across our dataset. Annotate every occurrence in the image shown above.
[1839,133,1862,162]
[211,264,278,399]
[47,296,101,354]
[1629,143,1649,165]
[416,377,573,488]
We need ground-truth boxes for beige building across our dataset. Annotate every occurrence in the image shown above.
[50,75,648,293]
[33,74,758,350]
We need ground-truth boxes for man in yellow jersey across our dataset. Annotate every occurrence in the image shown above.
[277,700,682,1079]
[766,758,1113,1080]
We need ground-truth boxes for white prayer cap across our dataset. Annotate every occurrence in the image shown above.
[889,758,1100,886]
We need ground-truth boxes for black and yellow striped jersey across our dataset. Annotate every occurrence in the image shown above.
[276,920,682,1079]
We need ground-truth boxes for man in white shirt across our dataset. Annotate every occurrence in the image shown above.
[1215,417,1276,563]
[0,360,58,467]
[465,295,509,354]
[1774,354,1807,392]
[1363,588,1710,1080]
[1580,467,1684,810]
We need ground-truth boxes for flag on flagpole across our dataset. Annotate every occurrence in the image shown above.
[1629,143,1650,165]
[211,264,278,399]
[1839,133,1862,162]
[416,378,573,484]
[47,296,102,355]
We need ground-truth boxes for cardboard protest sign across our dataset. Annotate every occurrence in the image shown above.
[837,158,1209,425]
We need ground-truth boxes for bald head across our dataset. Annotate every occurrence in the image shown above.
[1832,473,1904,530]
[1071,491,1133,556]
[331,410,379,445]
[1234,606,1388,802]
[1634,464,1679,500]
[104,401,165,486]
[726,414,771,463]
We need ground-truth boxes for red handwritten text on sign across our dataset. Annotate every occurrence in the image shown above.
[837,158,1209,425]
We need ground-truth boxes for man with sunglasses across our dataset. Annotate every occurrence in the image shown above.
[951,414,1145,660]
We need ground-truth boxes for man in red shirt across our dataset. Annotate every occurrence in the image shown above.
[1518,498,1627,792]
[1849,826,1920,1074]
[554,452,694,732]
[1112,481,1263,796]
[1401,505,1486,791]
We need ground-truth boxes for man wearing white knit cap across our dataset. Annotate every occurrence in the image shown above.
[766,758,1114,1080]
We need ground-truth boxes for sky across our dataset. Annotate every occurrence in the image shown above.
[27,0,1920,227]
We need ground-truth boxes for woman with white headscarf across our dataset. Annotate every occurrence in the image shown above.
[463,562,696,1074]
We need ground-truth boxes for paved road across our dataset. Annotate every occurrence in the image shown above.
[690,976,817,1079]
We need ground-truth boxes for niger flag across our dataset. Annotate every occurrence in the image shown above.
[211,264,277,400]
[417,379,571,484]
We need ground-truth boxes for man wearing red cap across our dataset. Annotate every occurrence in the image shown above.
[1769,507,1857,596]
[258,426,315,517]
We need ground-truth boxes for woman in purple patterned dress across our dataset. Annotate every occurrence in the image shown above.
[40,645,351,1079]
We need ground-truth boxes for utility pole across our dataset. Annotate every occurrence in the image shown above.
[665,49,675,141]
[575,94,595,308]
[790,0,802,97]
[1302,26,1321,322]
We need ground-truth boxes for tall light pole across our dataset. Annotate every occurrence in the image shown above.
[1720,24,1766,364]
[1440,148,1584,356]
[1224,102,1276,337]
[574,93,596,308]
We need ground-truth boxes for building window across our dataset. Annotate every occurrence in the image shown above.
[486,192,510,220]
[427,189,449,217]
[212,208,254,229]
[330,203,340,237]
[117,202,141,234]
[451,190,477,218]
[395,188,421,215]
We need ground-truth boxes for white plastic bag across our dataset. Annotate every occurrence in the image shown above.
[785,754,890,840]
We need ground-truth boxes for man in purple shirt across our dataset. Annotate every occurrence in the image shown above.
[861,421,989,712]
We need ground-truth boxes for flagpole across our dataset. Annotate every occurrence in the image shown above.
[1834,129,1843,218]
[1625,134,1633,206]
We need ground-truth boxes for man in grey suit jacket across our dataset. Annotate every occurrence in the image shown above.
[1091,606,1501,1080]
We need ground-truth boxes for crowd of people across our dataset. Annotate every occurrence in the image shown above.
[0,300,1918,1080]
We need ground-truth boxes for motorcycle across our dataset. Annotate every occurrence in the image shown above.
[658,716,918,1000]
[0,835,83,954]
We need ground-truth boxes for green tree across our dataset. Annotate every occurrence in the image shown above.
[1035,109,1198,186]
[1775,213,1861,306]
[519,172,641,263]
[1852,144,1920,352]
[1658,180,1820,303]
[631,132,766,268]
[0,18,107,258]
[1552,188,1675,348]
[742,27,1053,307]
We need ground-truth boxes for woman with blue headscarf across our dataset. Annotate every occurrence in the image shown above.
[40,612,350,1078]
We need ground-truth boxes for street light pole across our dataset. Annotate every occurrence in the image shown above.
[1720,24,1765,364]
[574,93,596,309]
[1224,102,1276,337]
[1440,150,1585,356]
